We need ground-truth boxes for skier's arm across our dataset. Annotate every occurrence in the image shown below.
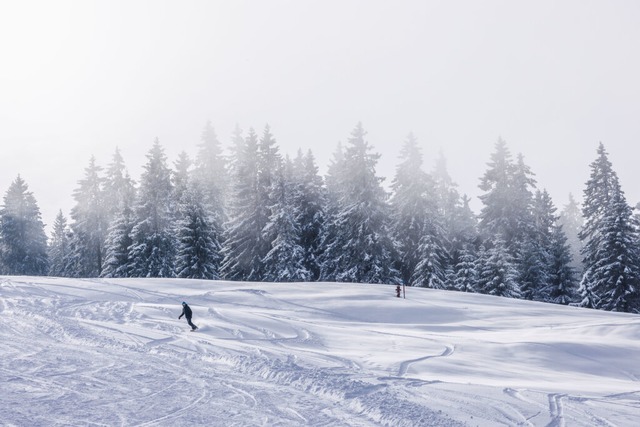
[178,307,184,319]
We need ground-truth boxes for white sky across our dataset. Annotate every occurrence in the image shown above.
[2,0,640,231]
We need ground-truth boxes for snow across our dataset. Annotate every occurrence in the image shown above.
[2,277,639,426]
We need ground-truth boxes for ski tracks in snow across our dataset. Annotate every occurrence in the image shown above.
[397,344,454,377]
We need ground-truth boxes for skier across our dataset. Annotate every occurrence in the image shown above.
[178,301,198,331]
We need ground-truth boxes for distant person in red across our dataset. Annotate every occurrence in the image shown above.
[178,301,198,331]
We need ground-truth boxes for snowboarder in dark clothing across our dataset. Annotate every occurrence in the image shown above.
[178,301,198,331]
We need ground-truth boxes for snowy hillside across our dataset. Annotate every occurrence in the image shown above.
[2,277,639,426]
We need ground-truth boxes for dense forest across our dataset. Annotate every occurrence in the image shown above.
[2,122,639,313]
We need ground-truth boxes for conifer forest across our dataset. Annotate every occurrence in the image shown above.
[2,122,639,314]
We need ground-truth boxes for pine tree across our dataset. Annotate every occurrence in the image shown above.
[389,133,439,285]
[547,223,577,305]
[319,123,401,284]
[558,193,583,274]
[518,189,555,301]
[174,182,223,279]
[291,150,325,280]
[318,142,346,281]
[452,244,478,292]
[48,210,70,277]
[193,121,227,226]
[0,176,48,275]
[479,142,536,253]
[171,151,192,211]
[101,203,135,278]
[67,156,108,277]
[262,159,310,282]
[478,139,515,246]
[220,128,263,280]
[432,150,463,254]
[477,236,521,298]
[411,234,447,288]
[128,138,175,278]
[579,143,640,312]
[100,149,137,278]
[103,148,136,223]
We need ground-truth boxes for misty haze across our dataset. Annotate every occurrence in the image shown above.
[1,1,640,426]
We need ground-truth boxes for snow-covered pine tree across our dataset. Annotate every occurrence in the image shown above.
[220,128,264,280]
[291,149,326,280]
[476,235,521,298]
[101,202,135,278]
[100,148,137,278]
[478,139,516,246]
[193,121,228,227]
[128,138,176,278]
[389,133,438,285]
[432,151,463,252]
[103,147,136,225]
[411,234,448,289]
[587,190,640,312]
[262,158,310,282]
[172,151,192,208]
[0,176,48,275]
[452,243,478,292]
[67,156,108,277]
[319,123,401,285]
[547,223,577,305]
[48,210,70,277]
[558,193,583,275]
[174,181,223,279]
[318,142,346,281]
[518,189,556,301]
[579,143,640,312]
[479,142,536,254]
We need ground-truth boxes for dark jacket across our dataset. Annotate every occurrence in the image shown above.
[179,304,193,319]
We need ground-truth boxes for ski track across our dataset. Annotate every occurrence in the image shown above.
[2,277,640,426]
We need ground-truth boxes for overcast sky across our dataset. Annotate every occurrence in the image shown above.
[2,0,640,231]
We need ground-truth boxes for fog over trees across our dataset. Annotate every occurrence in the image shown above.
[1,123,639,313]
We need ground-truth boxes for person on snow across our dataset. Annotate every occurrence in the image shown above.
[178,301,198,331]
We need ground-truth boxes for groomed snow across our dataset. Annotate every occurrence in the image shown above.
[1,277,639,426]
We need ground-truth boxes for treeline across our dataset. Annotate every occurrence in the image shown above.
[1,122,639,313]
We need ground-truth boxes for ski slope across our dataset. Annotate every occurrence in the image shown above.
[1,276,639,426]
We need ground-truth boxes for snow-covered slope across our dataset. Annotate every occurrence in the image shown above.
[1,277,639,426]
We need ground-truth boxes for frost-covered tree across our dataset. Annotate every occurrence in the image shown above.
[262,159,310,282]
[67,157,107,277]
[291,149,325,280]
[518,189,555,301]
[389,133,439,285]
[48,210,70,277]
[0,176,48,275]
[220,128,264,280]
[174,182,223,279]
[411,234,447,288]
[478,141,536,256]
[452,244,478,292]
[579,143,640,312]
[101,203,135,278]
[103,148,136,223]
[128,139,175,278]
[558,193,583,275]
[477,236,521,298]
[172,151,192,207]
[193,121,227,226]
[318,142,346,279]
[221,125,282,281]
[319,123,401,284]
[547,223,577,305]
